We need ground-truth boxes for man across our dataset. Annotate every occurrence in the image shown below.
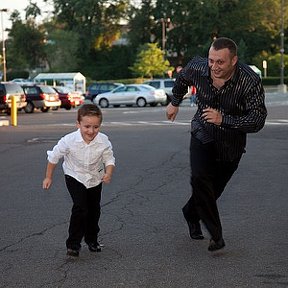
[166,37,267,251]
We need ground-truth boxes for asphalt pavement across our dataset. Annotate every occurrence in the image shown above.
[0,95,288,288]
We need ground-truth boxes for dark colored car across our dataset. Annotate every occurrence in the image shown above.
[85,82,124,101]
[53,86,84,110]
[0,82,27,115]
[22,84,61,113]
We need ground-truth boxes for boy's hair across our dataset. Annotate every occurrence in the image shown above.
[77,104,103,123]
[211,37,238,56]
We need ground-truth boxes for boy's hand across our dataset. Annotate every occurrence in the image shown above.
[43,178,52,189]
[102,173,112,184]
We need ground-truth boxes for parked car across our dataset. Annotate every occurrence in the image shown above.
[53,86,84,110]
[93,84,167,108]
[143,78,175,104]
[11,78,35,85]
[86,82,124,101]
[0,82,27,115]
[22,84,61,113]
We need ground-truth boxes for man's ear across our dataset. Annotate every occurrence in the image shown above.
[232,55,238,66]
[76,121,80,128]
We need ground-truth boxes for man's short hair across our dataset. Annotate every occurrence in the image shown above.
[77,104,103,123]
[211,37,238,56]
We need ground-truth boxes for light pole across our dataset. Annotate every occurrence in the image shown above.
[0,8,8,82]
[279,0,287,92]
[161,17,170,55]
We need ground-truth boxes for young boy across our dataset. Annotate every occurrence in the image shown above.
[42,104,115,257]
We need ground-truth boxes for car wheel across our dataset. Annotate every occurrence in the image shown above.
[150,102,157,107]
[24,102,34,113]
[41,107,50,112]
[65,106,72,110]
[99,98,109,108]
[113,105,120,108]
[136,97,146,107]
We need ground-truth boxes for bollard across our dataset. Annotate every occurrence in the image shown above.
[11,96,18,127]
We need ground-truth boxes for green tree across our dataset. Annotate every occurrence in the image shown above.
[44,29,80,72]
[130,43,172,78]
[127,0,155,50]
[7,17,45,71]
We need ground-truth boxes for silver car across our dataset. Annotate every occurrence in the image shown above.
[93,84,167,108]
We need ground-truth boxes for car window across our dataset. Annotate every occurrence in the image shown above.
[24,87,38,94]
[140,85,154,91]
[114,86,125,92]
[126,86,137,92]
[147,81,160,89]
[164,80,175,88]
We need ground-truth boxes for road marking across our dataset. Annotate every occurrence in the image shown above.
[265,120,288,125]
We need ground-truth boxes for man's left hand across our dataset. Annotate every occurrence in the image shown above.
[202,107,222,125]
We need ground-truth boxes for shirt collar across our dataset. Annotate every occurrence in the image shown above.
[75,129,104,144]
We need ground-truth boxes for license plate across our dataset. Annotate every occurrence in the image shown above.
[50,96,55,101]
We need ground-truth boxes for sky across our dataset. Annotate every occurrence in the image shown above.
[1,0,53,38]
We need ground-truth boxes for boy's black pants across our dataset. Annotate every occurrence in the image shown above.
[65,175,102,250]
[183,135,241,242]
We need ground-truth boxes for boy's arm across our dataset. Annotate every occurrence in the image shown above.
[42,162,57,189]
[102,164,115,184]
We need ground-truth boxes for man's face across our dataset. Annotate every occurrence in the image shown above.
[208,47,238,80]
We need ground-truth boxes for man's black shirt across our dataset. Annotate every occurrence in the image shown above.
[171,57,267,161]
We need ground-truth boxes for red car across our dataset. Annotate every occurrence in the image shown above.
[53,86,84,110]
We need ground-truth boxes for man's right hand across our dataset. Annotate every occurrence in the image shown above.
[166,103,179,122]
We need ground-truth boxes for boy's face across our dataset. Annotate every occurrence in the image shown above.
[77,115,101,144]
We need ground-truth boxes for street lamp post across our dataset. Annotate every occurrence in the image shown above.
[161,17,170,55]
[279,0,287,92]
[1,8,8,82]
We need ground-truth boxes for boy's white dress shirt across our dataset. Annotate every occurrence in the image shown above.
[47,129,115,188]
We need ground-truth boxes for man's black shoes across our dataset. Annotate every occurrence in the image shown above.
[208,238,225,251]
[187,221,204,240]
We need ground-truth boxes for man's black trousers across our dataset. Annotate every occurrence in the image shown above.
[183,135,241,242]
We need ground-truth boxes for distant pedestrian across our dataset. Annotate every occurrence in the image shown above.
[190,86,197,107]
[166,37,267,251]
[42,104,115,257]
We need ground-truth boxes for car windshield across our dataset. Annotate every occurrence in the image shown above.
[56,87,70,93]
[40,86,56,93]
[139,85,155,91]
[5,84,23,93]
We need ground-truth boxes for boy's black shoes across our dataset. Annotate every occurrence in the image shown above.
[87,242,102,252]
[66,248,80,257]
[208,238,225,252]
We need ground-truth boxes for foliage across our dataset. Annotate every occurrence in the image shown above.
[43,28,80,72]
[4,0,288,80]
[7,19,45,71]
[130,43,172,78]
